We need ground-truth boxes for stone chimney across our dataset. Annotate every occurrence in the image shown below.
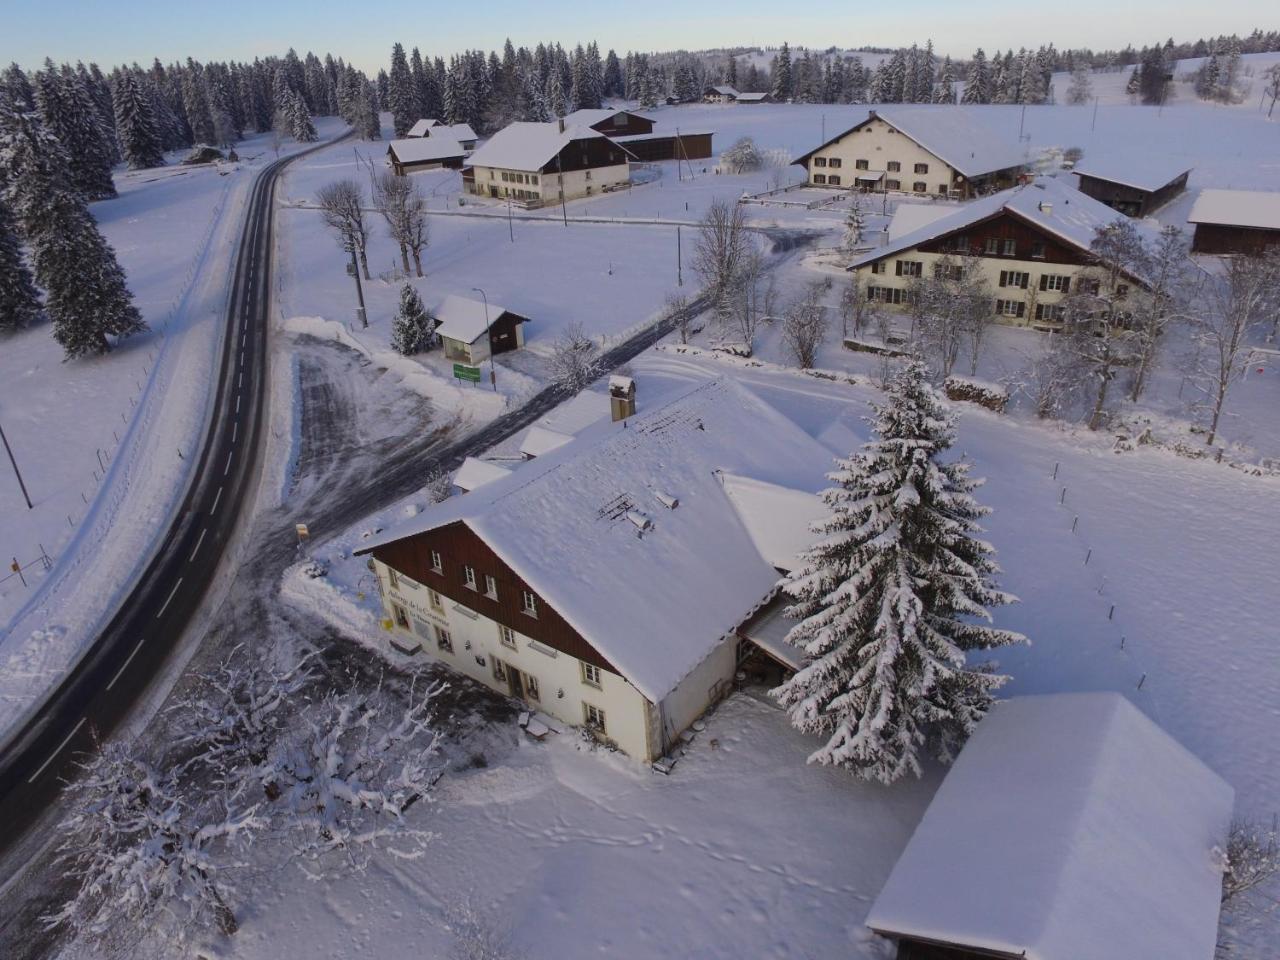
[557,117,566,133]
[609,375,636,422]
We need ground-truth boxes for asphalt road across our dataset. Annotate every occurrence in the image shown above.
[0,131,351,847]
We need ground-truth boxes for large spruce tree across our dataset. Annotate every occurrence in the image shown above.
[0,195,41,331]
[774,360,1024,783]
[113,70,165,169]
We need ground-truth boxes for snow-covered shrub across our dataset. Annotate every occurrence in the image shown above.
[720,136,763,174]
[944,376,1009,412]
[1222,815,1279,904]
[547,321,601,394]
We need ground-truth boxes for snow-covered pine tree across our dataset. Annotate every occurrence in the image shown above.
[841,196,866,256]
[771,42,793,101]
[0,195,41,331]
[288,89,317,142]
[34,62,117,200]
[961,48,990,104]
[934,57,957,104]
[113,70,166,169]
[387,43,417,138]
[389,282,437,355]
[773,359,1024,783]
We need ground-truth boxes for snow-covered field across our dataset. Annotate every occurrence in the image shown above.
[0,120,346,737]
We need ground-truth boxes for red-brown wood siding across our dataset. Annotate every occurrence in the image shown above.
[1076,171,1188,218]
[619,133,714,163]
[1191,222,1280,255]
[915,210,1092,266]
[487,311,527,354]
[373,521,620,676]
[589,113,655,136]
[541,136,629,174]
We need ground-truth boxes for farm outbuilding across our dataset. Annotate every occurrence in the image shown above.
[1073,156,1191,217]
[1188,189,1280,254]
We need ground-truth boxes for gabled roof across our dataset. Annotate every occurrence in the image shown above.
[1188,188,1280,230]
[430,293,526,345]
[464,121,631,173]
[356,379,837,703]
[406,118,442,137]
[717,473,827,572]
[387,136,466,165]
[734,92,770,102]
[1073,155,1192,194]
[850,178,1161,278]
[406,119,477,141]
[867,693,1233,960]
[561,108,653,130]
[706,84,740,97]
[453,457,512,492]
[793,106,1026,179]
[519,424,573,459]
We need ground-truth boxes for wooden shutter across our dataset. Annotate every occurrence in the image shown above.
[1020,273,1030,289]
[999,271,1008,287]
[1039,274,1049,291]
[1061,277,1071,294]
[1017,302,1026,318]
[896,260,904,276]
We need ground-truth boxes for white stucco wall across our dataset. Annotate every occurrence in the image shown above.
[807,118,956,195]
[374,559,655,760]
[467,162,629,205]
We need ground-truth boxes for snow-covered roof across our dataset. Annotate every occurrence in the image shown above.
[406,119,441,137]
[387,137,466,165]
[535,389,609,436]
[887,202,957,241]
[465,121,628,173]
[610,130,714,144]
[796,107,1026,179]
[608,374,635,392]
[453,457,512,492]
[1073,155,1192,193]
[430,294,524,345]
[519,424,573,459]
[851,178,1160,277]
[717,473,827,572]
[867,693,1233,960]
[357,378,839,703]
[737,595,805,671]
[707,85,740,97]
[734,92,769,102]
[1187,188,1280,230]
[560,108,652,129]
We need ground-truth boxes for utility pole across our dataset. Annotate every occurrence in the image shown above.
[348,247,367,327]
[1091,95,1099,133]
[677,225,683,286]
[471,286,498,391]
[0,416,33,510]
[507,198,514,242]
[821,113,825,142]
[556,151,568,227]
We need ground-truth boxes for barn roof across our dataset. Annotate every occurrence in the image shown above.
[430,293,526,345]
[793,106,1026,179]
[1073,155,1192,194]
[706,84,740,97]
[453,457,512,492]
[465,121,631,172]
[1187,188,1280,230]
[356,378,837,703]
[850,177,1161,275]
[561,108,653,129]
[387,136,466,165]
[406,119,441,137]
[867,693,1233,960]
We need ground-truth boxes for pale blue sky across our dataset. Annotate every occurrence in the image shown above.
[2,0,1273,75]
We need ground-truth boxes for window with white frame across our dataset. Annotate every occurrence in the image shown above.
[525,673,540,701]
[429,589,443,612]
[392,604,410,630]
[492,658,507,682]
[912,181,927,193]
[485,574,498,600]
[995,298,1026,318]
[828,158,842,168]
[813,173,827,185]
[855,158,869,170]
[1040,274,1070,292]
[430,550,443,573]
[581,662,602,688]
[583,703,607,734]
[1035,303,1067,322]
[463,565,477,590]
[521,590,538,617]
[435,626,453,653]
[499,624,517,648]
[914,162,929,174]
[895,260,923,278]
[1002,238,1017,256]
[885,178,901,191]
[887,161,901,172]
[813,156,827,167]
[387,568,399,590]
[998,270,1030,289]
[828,175,841,186]
[984,237,1000,255]
[870,260,886,275]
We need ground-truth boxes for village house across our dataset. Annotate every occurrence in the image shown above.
[793,107,1026,198]
[1073,156,1191,217]
[703,84,740,103]
[405,118,478,152]
[560,107,714,163]
[386,136,466,175]
[1187,188,1280,254]
[733,91,771,104]
[848,178,1155,328]
[867,693,1233,960]
[353,378,834,763]
[462,119,634,206]
[430,293,530,366]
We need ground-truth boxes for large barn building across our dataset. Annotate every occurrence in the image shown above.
[462,119,635,206]
[1073,156,1191,217]
[847,178,1155,327]
[867,693,1233,960]
[1187,189,1280,255]
[560,107,714,163]
[354,378,833,763]
[793,108,1026,198]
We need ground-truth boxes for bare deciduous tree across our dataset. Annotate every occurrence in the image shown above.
[317,178,372,280]
[1187,250,1279,445]
[1128,225,1197,402]
[720,136,763,174]
[782,282,829,369]
[913,255,993,379]
[665,291,693,344]
[727,248,774,353]
[692,198,749,332]
[547,320,601,394]
[374,171,429,278]
[447,902,524,960]
[1221,815,1279,905]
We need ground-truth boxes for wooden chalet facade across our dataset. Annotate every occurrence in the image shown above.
[463,120,633,207]
[1074,163,1190,218]
[1188,189,1280,255]
[562,108,715,163]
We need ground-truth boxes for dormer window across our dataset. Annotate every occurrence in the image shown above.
[430,550,443,573]
[464,565,477,590]
[522,590,539,617]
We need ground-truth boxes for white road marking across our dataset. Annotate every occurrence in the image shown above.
[189,527,207,562]
[211,485,223,515]
[28,717,86,783]
[238,370,243,389]
[231,420,238,444]
[156,578,183,619]
[224,449,234,475]
[236,394,241,415]
[107,636,148,691]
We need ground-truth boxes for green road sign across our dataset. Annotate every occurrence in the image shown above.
[453,363,482,382]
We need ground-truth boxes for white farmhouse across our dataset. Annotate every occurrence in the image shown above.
[462,119,634,207]
[849,178,1157,327]
[354,378,835,762]
[793,107,1026,198]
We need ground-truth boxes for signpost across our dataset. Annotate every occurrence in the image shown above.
[453,363,482,384]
